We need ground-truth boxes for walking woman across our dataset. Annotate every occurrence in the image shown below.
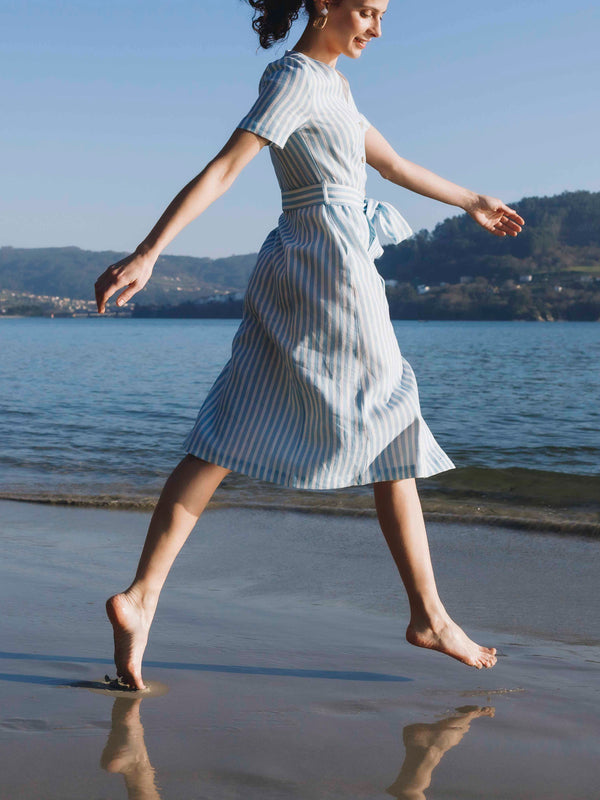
[95,0,524,690]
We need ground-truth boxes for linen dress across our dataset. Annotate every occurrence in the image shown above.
[183,49,455,489]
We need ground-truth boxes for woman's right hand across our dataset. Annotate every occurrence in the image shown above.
[94,246,157,314]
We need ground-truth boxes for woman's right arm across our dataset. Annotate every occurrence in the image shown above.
[94,128,268,313]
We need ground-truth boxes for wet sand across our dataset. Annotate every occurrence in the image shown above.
[0,500,598,799]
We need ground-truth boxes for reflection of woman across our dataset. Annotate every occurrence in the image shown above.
[101,697,161,800]
[96,0,523,689]
[386,706,495,799]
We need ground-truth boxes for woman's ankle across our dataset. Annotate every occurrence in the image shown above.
[408,599,450,631]
[122,583,161,614]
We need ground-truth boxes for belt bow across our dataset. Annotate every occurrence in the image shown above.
[364,197,413,259]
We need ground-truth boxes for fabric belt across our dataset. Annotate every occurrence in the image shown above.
[281,181,414,259]
[281,181,364,210]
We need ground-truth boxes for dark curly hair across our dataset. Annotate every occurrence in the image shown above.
[243,0,319,49]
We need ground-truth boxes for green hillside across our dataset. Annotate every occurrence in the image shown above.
[1,190,599,320]
[377,189,600,284]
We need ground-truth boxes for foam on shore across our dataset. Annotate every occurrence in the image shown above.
[1,464,598,536]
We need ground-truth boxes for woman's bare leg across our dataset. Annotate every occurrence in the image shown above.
[106,455,231,689]
[373,478,497,669]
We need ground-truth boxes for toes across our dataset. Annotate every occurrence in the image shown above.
[478,645,498,667]
[474,651,497,669]
[125,669,145,691]
[128,668,146,691]
[124,675,142,691]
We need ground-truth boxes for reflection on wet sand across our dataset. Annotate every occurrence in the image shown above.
[100,696,161,800]
[99,694,494,800]
[386,706,495,799]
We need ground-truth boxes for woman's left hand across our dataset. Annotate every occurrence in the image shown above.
[464,194,525,237]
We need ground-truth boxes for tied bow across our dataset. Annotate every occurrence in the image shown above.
[364,197,413,260]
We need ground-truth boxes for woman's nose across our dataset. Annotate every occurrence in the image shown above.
[368,18,382,38]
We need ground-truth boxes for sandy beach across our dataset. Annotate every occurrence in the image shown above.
[1,499,598,799]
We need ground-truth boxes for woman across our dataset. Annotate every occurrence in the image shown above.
[95,0,524,690]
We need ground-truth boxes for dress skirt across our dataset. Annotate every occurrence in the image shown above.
[182,50,455,489]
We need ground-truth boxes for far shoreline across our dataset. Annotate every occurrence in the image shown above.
[2,314,599,323]
[1,491,597,539]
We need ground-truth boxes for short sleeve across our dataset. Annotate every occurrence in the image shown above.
[358,112,371,131]
[237,60,310,149]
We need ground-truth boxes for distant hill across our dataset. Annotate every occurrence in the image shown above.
[0,246,258,305]
[1,190,599,320]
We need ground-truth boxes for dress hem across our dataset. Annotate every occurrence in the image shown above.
[183,438,456,492]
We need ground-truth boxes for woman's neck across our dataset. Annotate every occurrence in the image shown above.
[291,26,340,68]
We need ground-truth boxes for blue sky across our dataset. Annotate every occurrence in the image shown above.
[1,0,598,258]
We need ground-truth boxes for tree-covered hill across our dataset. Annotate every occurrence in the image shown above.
[1,190,599,320]
[376,189,600,284]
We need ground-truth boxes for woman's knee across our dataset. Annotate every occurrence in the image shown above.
[373,477,416,496]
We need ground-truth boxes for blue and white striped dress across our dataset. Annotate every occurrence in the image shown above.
[183,50,455,489]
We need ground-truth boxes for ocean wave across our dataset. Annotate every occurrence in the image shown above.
[1,465,597,538]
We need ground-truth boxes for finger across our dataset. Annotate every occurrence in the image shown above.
[503,217,522,230]
[497,218,522,235]
[495,225,518,237]
[95,280,108,314]
[501,216,523,234]
[115,284,138,307]
[503,206,525,225]
[95,279,121,314]
[94,284,103,314]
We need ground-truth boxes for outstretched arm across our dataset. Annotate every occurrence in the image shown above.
[94,128,268,313]
[364,124,524,238]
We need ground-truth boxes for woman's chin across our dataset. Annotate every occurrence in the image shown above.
[346,45,365,60]
[348,40,369,58]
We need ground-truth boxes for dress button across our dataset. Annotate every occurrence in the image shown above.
[361,156,365,163]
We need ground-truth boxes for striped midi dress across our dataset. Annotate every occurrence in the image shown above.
[183,50,455,489]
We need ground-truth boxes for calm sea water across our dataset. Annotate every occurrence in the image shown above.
[0,318,598,505]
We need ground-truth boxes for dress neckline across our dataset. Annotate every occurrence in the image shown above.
[285,50,350,99]
[285,50,346,80]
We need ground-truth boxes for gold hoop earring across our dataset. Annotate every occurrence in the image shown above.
[312,8,328,29]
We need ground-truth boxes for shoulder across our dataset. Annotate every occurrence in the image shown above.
[258,51,312,89]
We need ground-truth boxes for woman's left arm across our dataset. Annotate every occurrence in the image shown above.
[365,125,525,237]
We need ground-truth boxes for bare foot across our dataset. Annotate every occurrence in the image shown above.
[406,616,497,669]
[106,591,153,690]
